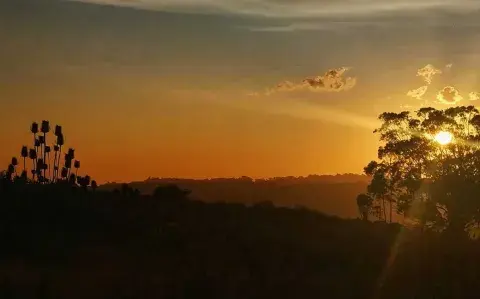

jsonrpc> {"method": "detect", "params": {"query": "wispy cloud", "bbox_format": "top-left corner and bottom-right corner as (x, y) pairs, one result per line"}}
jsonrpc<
(241, 23), (333, 33)
(240, 21), (379, 32)
(407, 86), (428, 100)
(72, 0), (480, 18)
(253, 67), (356, 96)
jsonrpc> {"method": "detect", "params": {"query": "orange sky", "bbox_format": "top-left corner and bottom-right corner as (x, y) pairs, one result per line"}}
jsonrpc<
(1, 0), (480, 183)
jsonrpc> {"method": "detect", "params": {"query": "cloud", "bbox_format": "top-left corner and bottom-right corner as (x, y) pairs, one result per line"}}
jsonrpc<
(406, 64), (445, 101)
(469, 92), (480, 101)
(242, 23), (335, 33)
(258, 67), (356, 96)
(71, 0), (480, 18)
(407, 85), (428, 100)
(436, 86), (463, 105)
(417, 64), (442, 85)
(241, 21), (384, 32)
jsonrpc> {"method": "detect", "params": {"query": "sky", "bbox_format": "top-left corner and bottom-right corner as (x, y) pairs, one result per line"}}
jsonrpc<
(1, 0), (480, 183)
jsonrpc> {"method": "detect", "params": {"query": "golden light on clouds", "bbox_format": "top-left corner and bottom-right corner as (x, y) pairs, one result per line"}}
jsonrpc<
(417, 64), (442, 85)
(406, 64), (444, 102)
(436, 86), (463, 105)
(254, 67), (357, 96)
(407, 85), (428, 100)
(469, 92), (480, 101)
(405, 63), (480, 108)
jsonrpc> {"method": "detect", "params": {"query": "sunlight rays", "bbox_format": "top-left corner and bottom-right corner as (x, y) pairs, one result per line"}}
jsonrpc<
(434, 131), (453, 145)
(213, 95), (380, 130)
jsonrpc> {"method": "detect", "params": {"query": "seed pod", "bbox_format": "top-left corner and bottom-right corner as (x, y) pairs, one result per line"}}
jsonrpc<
(21, 146), (28, 158)
(31, 122), (39, 134)
(41, 120), (50, 134)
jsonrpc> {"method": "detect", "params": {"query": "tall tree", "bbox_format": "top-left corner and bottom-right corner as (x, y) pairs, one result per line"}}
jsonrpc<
(362, 106), (480, 235)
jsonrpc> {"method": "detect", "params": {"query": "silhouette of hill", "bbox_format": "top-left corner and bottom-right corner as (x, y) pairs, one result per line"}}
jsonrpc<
(101, 174), (370, 218)
(1, 179), (479, 299)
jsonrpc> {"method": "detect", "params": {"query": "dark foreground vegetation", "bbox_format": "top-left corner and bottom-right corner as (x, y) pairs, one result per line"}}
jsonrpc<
(2, 179), (480, 299)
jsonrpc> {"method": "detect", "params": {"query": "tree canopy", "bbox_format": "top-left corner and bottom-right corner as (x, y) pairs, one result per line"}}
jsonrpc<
(360, 105), (480, 234)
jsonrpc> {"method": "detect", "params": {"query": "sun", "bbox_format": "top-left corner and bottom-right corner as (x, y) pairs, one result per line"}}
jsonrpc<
(434, 131), (453, 145)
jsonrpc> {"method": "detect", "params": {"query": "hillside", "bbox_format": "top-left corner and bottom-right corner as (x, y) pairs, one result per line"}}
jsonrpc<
(1, 182), (478, 299)
(101, 174), (370, 218)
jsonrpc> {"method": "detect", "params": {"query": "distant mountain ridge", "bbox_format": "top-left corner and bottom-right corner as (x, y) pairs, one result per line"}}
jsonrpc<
(101, 174), (370, 218)
(104, 173), (370, 185)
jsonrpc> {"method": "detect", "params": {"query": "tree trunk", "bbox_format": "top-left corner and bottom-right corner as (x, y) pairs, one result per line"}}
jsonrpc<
(382, 198), (387, 222)
(389, 197), (393, 223)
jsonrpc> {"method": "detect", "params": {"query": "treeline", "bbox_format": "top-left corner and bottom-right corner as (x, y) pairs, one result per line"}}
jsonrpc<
(101, 174), (370, 218)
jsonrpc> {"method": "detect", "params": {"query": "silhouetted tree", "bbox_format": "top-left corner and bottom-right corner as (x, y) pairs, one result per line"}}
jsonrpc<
(361, 106), (480, 235)
(356, 193), (373, 221)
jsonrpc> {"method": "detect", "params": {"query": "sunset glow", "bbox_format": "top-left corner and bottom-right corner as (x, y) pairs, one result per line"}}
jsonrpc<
(1, 0), (480, 183)
(434, 131), (453, 145)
